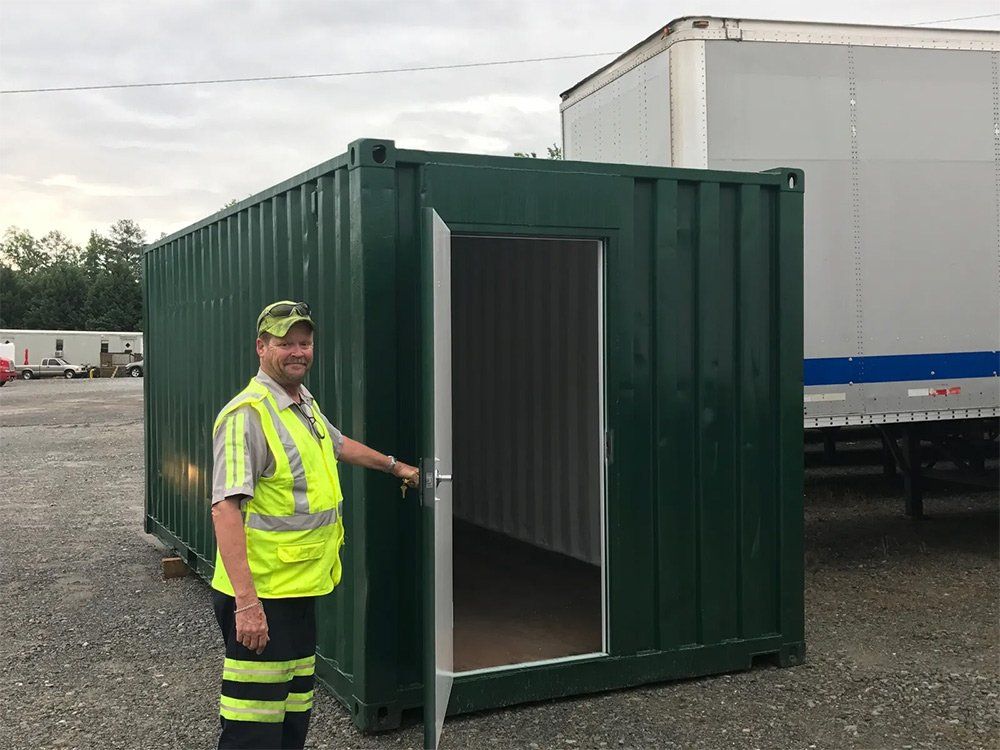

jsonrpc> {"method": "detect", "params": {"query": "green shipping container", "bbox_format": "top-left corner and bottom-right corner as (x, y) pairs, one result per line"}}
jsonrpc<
(144, 139), (804, 748)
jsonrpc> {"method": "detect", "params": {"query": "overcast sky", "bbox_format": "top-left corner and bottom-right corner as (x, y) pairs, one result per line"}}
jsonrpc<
(1, 0), (998, 245)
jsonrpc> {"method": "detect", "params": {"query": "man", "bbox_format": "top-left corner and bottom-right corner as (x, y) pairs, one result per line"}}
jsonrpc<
(210, 300), (419, 750)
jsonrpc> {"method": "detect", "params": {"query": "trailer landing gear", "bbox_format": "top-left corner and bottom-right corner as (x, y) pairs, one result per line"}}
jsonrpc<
(878, 420), (999, 518)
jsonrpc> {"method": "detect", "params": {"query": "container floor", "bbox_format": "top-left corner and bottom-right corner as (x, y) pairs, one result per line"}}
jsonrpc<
(453, 520), (602, 672)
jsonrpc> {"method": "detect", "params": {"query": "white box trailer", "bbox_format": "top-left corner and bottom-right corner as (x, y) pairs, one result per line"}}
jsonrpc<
(0, 329), (143, 368)
(560, 17), (1000, 433)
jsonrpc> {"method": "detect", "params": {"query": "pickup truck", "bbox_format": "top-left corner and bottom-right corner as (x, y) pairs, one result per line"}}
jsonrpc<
(17, 357), (90, 380)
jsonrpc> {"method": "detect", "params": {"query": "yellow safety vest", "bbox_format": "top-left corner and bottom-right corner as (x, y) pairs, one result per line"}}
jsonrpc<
(211, 379), (345, 598)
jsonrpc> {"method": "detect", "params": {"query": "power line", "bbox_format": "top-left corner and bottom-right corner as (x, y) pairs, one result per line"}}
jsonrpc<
(0, 52), (619, 95)
(4, 13), (997, 96)
(906, 12), (1000, 26)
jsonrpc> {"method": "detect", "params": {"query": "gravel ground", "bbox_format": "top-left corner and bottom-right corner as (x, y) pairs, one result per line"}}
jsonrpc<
(1, 378), (997, 750)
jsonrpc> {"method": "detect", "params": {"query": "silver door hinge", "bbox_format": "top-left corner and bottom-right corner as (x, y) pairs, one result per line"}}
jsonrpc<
(724, 19), (742, 41)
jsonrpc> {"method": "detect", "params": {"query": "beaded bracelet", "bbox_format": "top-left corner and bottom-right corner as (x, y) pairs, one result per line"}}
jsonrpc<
(234, 600), (262, 614)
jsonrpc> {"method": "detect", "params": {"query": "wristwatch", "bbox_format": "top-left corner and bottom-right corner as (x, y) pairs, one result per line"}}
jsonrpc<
(386, 455), (397, 473)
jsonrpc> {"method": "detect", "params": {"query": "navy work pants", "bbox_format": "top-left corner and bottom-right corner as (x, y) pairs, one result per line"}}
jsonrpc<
(212, 592), (317, 750)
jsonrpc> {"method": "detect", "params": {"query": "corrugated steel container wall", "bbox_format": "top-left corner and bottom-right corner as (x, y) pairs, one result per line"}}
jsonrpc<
(144, 139), (804, 732)
(451, 237), (603, 564)
(143, 158), (365, 689)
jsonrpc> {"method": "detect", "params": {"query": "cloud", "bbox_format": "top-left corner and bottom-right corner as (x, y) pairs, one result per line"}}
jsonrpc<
(419, 94), (554, 116)
(38, 174), (166, 198)
(1, 0), (997, 244)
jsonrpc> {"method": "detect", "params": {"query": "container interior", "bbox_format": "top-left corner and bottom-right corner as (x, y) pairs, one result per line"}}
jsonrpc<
(450, 235), (605, 673)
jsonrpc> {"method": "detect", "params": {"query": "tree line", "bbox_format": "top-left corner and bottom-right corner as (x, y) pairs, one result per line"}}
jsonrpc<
(0, 146), (563, 333)
(0, 219), (145, 331)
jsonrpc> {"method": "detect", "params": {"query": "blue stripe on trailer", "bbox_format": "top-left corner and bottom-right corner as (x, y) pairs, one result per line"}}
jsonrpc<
(804, 351), (1000, 386)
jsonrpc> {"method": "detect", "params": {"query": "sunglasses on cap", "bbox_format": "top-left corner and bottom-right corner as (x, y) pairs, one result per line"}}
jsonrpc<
(265, 301), (311, 318)
(256, 301), (311, 331)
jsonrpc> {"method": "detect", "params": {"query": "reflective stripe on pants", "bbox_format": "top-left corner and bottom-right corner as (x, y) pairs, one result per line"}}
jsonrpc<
(213, 591), (317, 750)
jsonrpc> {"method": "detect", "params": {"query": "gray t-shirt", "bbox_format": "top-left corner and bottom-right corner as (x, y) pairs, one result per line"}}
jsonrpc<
(211, 369), (345, 504)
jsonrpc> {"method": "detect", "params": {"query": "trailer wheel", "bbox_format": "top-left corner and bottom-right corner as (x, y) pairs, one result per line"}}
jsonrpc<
(21, 370), (33, 380)
(64, 369), (75, 379)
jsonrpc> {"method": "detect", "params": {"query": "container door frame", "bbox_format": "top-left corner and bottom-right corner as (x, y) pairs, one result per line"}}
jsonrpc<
(417, 161), (630, 717)
(443, 228), (610, 672)
(420, 218), (610, 743)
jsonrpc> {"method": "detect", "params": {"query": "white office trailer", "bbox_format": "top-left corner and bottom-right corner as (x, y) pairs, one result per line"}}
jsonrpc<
(0, 329), (143, 366)
(560, 17), (1000, 434)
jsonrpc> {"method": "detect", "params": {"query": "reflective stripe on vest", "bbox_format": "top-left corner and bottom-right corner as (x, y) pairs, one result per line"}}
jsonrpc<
(246, 499), (346, 532)
(258, 397), (310, 514)
(248, 508), (337, 532)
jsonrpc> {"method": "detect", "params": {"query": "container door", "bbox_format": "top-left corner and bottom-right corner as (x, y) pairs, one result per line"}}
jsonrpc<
(421, 208), (454, 750)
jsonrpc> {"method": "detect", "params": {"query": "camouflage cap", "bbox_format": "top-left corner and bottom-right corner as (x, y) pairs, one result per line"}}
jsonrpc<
(256, 300), (315, 337)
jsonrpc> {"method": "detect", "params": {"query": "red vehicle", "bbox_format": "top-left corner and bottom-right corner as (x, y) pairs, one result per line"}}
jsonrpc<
(0, 358), (16, 387)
